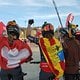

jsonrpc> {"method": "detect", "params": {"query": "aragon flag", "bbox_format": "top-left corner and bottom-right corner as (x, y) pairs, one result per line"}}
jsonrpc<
(39, 37), (65, 79)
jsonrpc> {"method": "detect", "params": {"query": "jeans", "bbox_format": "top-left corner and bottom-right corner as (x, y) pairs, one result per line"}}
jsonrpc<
(0, 66), (24, 80)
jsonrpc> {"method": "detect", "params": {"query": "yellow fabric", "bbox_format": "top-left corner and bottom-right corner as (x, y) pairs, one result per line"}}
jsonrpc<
(54, 62), (64, 78)
(40, 37), (64, 78)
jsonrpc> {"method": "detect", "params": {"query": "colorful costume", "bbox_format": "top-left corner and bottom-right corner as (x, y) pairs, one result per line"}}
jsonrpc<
(0, 37), (32, 69)
(39, 37), (65, 79)
(60, 21), (80, 80)
(0, 21), (32, 80)
(27, 22), (65, 80)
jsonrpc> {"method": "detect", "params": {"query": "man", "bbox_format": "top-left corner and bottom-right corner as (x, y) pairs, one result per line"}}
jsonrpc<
(0, 20), (32, 80)
(60, 22), (80, 80)
(27, 21), (65, 80)
(75, 31), (80, 41)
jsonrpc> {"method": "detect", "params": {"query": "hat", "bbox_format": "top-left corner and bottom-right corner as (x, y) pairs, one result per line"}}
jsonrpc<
(41, 22), (54, 37)
(6, 20), (20, 39)
(42, 22), (54, 31)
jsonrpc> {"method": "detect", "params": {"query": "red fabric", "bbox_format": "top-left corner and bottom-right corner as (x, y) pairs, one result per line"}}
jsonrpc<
(49, 38), (55, 45)
(40, 62), (59, 75)
(0, 37), (32, 70)
(40, 62), (52, 72)
(0, 22), (6, 35)
(13, 40), (32, 54)
(60, 61), (65, 70)
(12, 40), (32, 64)
(39, 38), (59, 75)
(0, 37), (9, 69)
(54, 78), (59, 80)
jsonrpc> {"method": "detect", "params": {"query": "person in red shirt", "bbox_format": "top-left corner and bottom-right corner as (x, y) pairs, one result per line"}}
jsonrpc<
(0, 20), (32, 80)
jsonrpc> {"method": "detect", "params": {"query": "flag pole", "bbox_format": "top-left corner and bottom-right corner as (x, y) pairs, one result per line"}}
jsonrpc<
(52, 0), (63, 28)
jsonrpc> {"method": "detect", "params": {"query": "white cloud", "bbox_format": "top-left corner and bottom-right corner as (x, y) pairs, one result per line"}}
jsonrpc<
(53, 0), (78, 7)
(74, 12), (80, 16)
(19, 13), (66, 21)
(0, 0), (78, 7)
(0, 0), (51, 7)
(0, 0), (79, 28)
(21, 12), (80, 21)
(19, 0), (51, 7)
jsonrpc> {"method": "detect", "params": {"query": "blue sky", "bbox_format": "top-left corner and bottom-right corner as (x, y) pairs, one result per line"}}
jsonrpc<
(0, 0), (80, 30)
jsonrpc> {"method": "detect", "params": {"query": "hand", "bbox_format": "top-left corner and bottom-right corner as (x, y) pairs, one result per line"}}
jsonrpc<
(26, 57), (33, 62)
(28, 19), (34, 25)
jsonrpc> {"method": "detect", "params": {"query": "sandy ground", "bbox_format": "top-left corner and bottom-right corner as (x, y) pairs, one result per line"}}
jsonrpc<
(22, 44), (40, 80)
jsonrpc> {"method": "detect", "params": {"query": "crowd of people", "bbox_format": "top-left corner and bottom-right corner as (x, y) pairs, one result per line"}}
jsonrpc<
(0, 19), (80, 80)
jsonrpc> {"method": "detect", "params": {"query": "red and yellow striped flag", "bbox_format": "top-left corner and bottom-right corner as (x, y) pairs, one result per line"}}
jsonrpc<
(39, 37), (65, 78)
